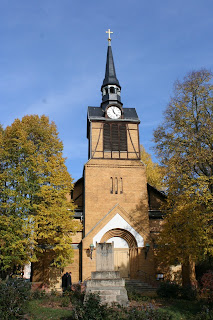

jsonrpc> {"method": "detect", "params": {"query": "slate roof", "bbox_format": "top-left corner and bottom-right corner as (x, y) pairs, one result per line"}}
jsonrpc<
(102, 45), (120, 89)
(88, 106), (140, 122)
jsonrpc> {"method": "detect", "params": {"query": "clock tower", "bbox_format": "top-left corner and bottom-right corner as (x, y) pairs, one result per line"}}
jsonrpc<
(81, 31), (154, 281)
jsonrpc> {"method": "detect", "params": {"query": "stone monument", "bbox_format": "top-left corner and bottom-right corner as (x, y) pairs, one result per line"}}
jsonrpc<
(85, 242), (128, 306)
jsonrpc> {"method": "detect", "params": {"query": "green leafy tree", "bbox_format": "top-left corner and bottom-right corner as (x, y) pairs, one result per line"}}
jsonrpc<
(0, 115), (81, 277)
(140, 144), (164, 190)
(154, 69), (213, 285)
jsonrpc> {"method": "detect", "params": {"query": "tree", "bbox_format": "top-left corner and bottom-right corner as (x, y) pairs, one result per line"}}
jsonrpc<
(154, 69), (213, 286)
(0, 115), (81, 277)
(140, 144), (164, 190)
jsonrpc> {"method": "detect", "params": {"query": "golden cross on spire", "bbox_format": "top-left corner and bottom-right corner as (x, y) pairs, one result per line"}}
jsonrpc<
(106, 28), (113, 44)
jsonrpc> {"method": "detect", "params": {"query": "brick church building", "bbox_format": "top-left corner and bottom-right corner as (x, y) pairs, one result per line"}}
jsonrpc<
(63, 33), (166, 286)
(32, 32), (166, 289)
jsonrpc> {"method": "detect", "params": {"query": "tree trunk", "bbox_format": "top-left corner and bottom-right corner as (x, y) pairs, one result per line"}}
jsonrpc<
(182, 258), (197, 287)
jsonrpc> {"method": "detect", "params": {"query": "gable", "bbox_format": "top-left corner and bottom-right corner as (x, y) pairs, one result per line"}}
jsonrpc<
(92, 212), (144, 248)
(147, 183), (166, 211)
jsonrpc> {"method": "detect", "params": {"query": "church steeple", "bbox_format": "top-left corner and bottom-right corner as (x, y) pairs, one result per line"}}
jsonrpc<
(101, 29), (122, 110)
(102, 44), (120, 89)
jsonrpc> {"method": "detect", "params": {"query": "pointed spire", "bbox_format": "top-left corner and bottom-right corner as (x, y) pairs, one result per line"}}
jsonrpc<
(102, 45), (120, 89)
(101, 30), (122, 110)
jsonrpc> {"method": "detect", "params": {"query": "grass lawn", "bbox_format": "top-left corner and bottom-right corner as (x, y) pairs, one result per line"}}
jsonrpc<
(25, 294), (208, 320)
(27, 298), (73, 320)
(158, 299), (205, 320)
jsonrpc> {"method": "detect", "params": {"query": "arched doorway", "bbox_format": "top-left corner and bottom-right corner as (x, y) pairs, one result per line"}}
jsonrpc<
(100, 228), (138, 278)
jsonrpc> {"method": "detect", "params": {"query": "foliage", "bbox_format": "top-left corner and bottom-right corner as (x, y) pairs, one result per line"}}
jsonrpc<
(31, 289), (47, 300)
(127, 289), (151, 302)
(0, 278), (31, 320)
(61, 295), (70, 307)
(154, 70), (213, 269)
(201, 270), (213, 303)
(180, 285), (197, 301)
(71, 293), (112, 320)
(63, 283), (85, 306)
(0, 115), (82, 276)
(191, 307), (213, 320)
(66, 292), (172, 320)
(26, 292), (208, 320)
(157, 281), (197, 300)
(28, 298), (73, 320)
(140, 144), (164, 190)
(157, 281), (181, 299)
(196, 256), (213, 281)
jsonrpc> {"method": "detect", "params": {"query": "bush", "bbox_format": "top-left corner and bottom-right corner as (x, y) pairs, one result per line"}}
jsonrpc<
(72, 293), (112, 320)
(157, 281), (180, 299)
(62, 292), (172, 320)
(127, 290), (146, 302)
(61, 295), (70, 308)
(190, 307), (213, 320)
(201, 270), (213, 304)
(179, 285), (197, 300)
(66, 283), (85, 304)
(0, 278), (31, 320)
(157, 281), (197, 300)
(31, 288), (46, 300)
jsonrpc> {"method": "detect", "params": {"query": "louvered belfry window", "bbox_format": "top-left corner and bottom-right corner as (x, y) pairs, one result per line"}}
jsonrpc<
(103, 123), (127, 152)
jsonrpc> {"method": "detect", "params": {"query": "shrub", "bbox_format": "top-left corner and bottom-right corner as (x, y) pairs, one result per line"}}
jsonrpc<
(201, 270), (213, 304)
(72, 293), (111, 320)
(61, 295), (70, 308)
(67, 283), (85, 304)
(157, 281), (180, 298)
(63, 292), (172, 320)
(0, 278), (31, 320)
(31, 288), (46, 300)
(179, 285), (197, 300)
(157, 281), (198, 300)
(190, 307), (213, 320)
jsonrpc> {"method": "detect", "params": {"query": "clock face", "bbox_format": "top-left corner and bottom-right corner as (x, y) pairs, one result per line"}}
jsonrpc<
(107, 106), (121, 119)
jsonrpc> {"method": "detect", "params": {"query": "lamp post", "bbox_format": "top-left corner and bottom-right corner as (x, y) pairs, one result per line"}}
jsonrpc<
(89, 243), (94, 259)
(145, 243), (150, 259)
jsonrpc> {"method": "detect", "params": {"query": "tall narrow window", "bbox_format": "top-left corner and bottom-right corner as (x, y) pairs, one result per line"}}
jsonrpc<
(120, 178), (123, 194)
(103, 123), (127, 152)
(110, 177), (113, 194)
(115, 177), (118, 194)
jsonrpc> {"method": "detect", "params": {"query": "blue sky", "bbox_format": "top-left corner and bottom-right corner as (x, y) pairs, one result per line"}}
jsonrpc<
(1, 0), (213, 181)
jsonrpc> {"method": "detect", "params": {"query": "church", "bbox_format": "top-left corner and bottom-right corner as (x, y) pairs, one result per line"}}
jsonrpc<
(64, 30), (166, 286)
(32, 30), (166, 289)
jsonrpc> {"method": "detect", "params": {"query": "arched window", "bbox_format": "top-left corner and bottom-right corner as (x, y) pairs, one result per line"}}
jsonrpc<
(110, 87), (115, 93)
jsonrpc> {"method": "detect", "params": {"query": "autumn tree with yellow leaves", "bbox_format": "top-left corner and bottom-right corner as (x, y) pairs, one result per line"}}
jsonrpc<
(140, 144), (164, 190)
(0, 115), (81, 278)
(154, 69), (213, 286)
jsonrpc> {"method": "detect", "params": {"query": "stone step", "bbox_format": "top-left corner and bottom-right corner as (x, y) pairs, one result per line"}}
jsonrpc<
(88, 289), (121, 295)
(91, 271), (121, 279)
(125, 280), (157, 292)
(126, 283), (154, 288)
(100, 295), (118, 304)
(87, 279), (125, 288)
